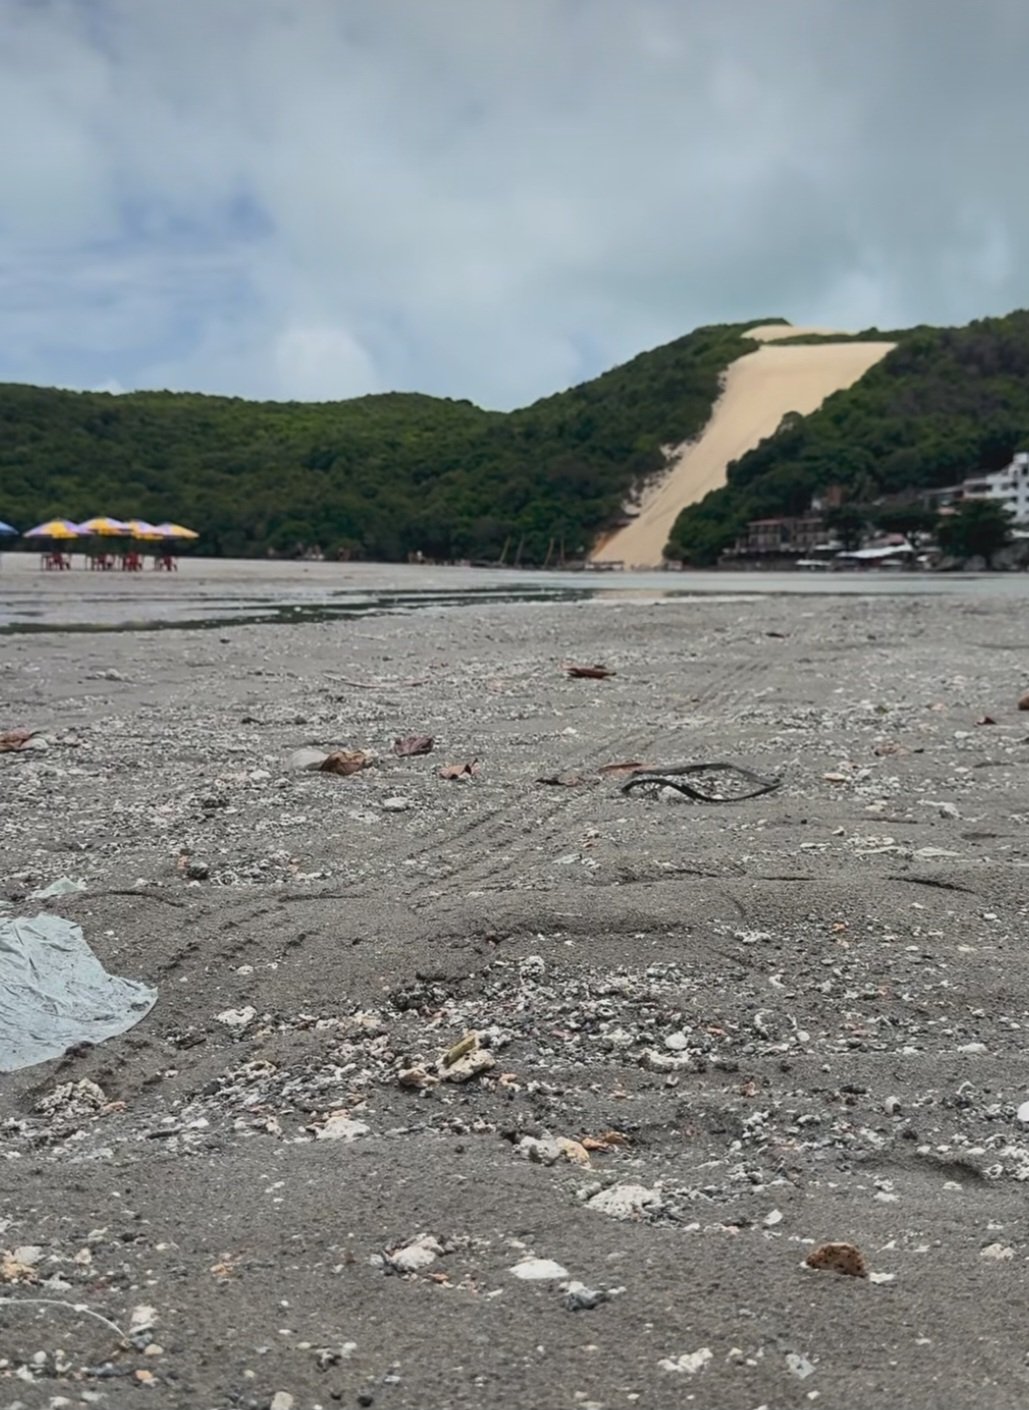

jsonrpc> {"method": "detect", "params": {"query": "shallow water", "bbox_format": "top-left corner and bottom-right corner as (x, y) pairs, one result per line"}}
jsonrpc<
(2, 554), (1029, 633)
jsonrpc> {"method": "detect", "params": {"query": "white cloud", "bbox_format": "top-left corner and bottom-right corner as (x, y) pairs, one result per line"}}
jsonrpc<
(0, 0), (1028, 406)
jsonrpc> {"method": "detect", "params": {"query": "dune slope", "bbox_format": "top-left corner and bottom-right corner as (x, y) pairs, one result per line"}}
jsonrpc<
(591, 326), (894, 566)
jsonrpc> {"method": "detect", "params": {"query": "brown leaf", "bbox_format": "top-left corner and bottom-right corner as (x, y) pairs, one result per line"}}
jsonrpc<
(393, 734), (434, 757)
(597, 760), (651, 777)
(536, 772), (587, 787)
(319, 749), (373, 776)
(566, 664), (615, 679)
(0, 728), (34, 753)
(580, 1130), (631, 1152)
(556, 1137), (592, 1167)
(439, 760), (479, 780)
(0, 1252), (37, 1283)
(804, 1241), (868, 1278)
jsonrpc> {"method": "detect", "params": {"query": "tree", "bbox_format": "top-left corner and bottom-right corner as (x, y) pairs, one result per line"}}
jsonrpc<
(823, 504), (867, 550)
(936, 499), (1013, 565)
(872, 505), (939, 540)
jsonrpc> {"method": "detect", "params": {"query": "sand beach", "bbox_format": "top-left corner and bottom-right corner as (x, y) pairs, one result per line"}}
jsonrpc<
(2, 563), (1029, 1407)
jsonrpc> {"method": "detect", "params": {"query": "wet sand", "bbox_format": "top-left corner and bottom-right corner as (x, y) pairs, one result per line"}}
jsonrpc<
(2, 576), (1029, 1408)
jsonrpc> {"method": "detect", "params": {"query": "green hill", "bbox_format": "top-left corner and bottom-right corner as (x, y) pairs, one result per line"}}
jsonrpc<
(0, 320), (774, 563)
(666, 310), (1029, 563)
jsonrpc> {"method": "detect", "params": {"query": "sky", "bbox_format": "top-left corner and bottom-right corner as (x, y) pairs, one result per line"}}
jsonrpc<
(2, 0), (1028, 409)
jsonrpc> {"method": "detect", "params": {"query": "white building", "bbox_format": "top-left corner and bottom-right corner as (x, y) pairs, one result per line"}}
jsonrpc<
(961, 451), (1029, 524)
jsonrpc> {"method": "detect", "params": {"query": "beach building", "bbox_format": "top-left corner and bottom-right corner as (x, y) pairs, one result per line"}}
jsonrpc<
(958, 452), (1029, 524)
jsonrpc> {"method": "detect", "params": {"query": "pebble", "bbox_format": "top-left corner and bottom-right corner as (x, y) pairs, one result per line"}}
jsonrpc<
(315, 1114), (370, 1141)
(381, 796), (414, 812)
(585, 1184), (663, 1220)
(270, 1394), (295, 1410)
(1016, 1101), (1029, 1124)
(510, 1257), (569, 1280)
(659, 1347), (713, 1375)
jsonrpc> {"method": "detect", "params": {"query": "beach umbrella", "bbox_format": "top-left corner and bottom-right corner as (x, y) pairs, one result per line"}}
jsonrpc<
(152, 522), (199, 540)
(77, 515), (130, 536)
(0, 521), (17, 535)
(24, 519), (82, 539)
(126, 518), (163, 540)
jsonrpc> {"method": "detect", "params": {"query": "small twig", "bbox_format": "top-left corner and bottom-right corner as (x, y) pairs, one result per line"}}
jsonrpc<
(327, 677), (429, 690)
(887, 874), (975, 894)
(97, 889), (187, 908)
(0, 1296), (128, 1346)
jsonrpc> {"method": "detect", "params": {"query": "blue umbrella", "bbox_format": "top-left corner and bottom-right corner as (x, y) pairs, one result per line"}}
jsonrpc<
(0, 521), (16, 535)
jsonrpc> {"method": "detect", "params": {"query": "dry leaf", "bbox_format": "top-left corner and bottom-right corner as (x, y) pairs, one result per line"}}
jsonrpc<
(439, 761), (479, 780)
(597, 761), (651, 777)
(581, 1130), (631, 1152)
(393, 734), (434, 757)
(210, 1255), (239, 1280)
(566, 664), (615, 680)
(556, 1137), (592, 1167)
(320, 749), (373, 776)
(804, 1241), (868, 1278)
(0, 728), (34, 753)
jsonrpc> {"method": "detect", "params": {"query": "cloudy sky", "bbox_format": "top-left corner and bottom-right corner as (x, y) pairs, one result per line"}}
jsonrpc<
(2, 0), (1027, 408)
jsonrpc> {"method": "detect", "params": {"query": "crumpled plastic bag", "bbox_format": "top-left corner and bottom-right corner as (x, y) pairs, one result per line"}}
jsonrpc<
(0, 914), (157, 1072)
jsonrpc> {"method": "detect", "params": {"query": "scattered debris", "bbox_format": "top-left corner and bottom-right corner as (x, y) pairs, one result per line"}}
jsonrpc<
(804, 1242), (868, 1278)
(581, 1130), (631, 1152)
(393, 734), (434, 756)
(597, 760), (652, 776)
(0, 727), (37, 752)
(659, 1348), (713, 1375)
(621, 761), (782, 802)
(566, 664), (615, 679)
(786, 1351), (816, 1380)
(28, 876), (87, 900)
(0, 914), (157, 1073)
(320, 749), (374, 776)
(976, 715), (997, 725)
(980, 1242), (1015, 1261)
(536, 772), (588, 787)
(439, 760), (480, 780)
(216, 1005), (257, 1030)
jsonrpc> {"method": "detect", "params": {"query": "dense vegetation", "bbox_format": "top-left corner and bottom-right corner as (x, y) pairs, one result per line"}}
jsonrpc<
(0, 321), (774, 563)
(667, 310), (1029, 563)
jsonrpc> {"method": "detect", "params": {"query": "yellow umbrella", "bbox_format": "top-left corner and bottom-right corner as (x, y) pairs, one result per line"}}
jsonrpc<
(153, 522), (199, 540)
(25, 519), (82, 540)
(126, 519), (163, 541)
(78, 515), (130, 536)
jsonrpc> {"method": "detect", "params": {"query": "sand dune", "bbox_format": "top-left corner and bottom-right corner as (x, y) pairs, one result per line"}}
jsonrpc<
(591, 325), (895, 567)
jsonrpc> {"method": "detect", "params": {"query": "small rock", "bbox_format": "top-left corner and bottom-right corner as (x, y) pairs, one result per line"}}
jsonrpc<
(659, 1347), (713, 1375)
(441, 1046), (496, 1083)
(1016, 1101), (1029, 1124)
(510, 1257), (569, 1280)
(288, 747), (329, 771)
(381, 797), (414, 813)
(216, 1006), (256, 1029)
(786, 1351), (816, 1380)
(387, 1234), (444, 1274)
(562, 1280), (609, 1311)
(980, 1242), (1015, 1260)
(270, 1394), (295, 1410)
(884, 1095), (903, 1116)
(186, 860), (210, 881)
(585, 1183), (663, 1221)
(1019, 692), (1029, 711)
(957, 1042), (988, 1054)
(763, 1209), (783, 1227)
(314, 1114), (370, 1141)
(663, 1031), (690, 1052)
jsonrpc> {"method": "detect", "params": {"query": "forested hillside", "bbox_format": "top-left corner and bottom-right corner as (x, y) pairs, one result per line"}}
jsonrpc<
(0, 321), (771, 562)
(666, 311), (1029, 563)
